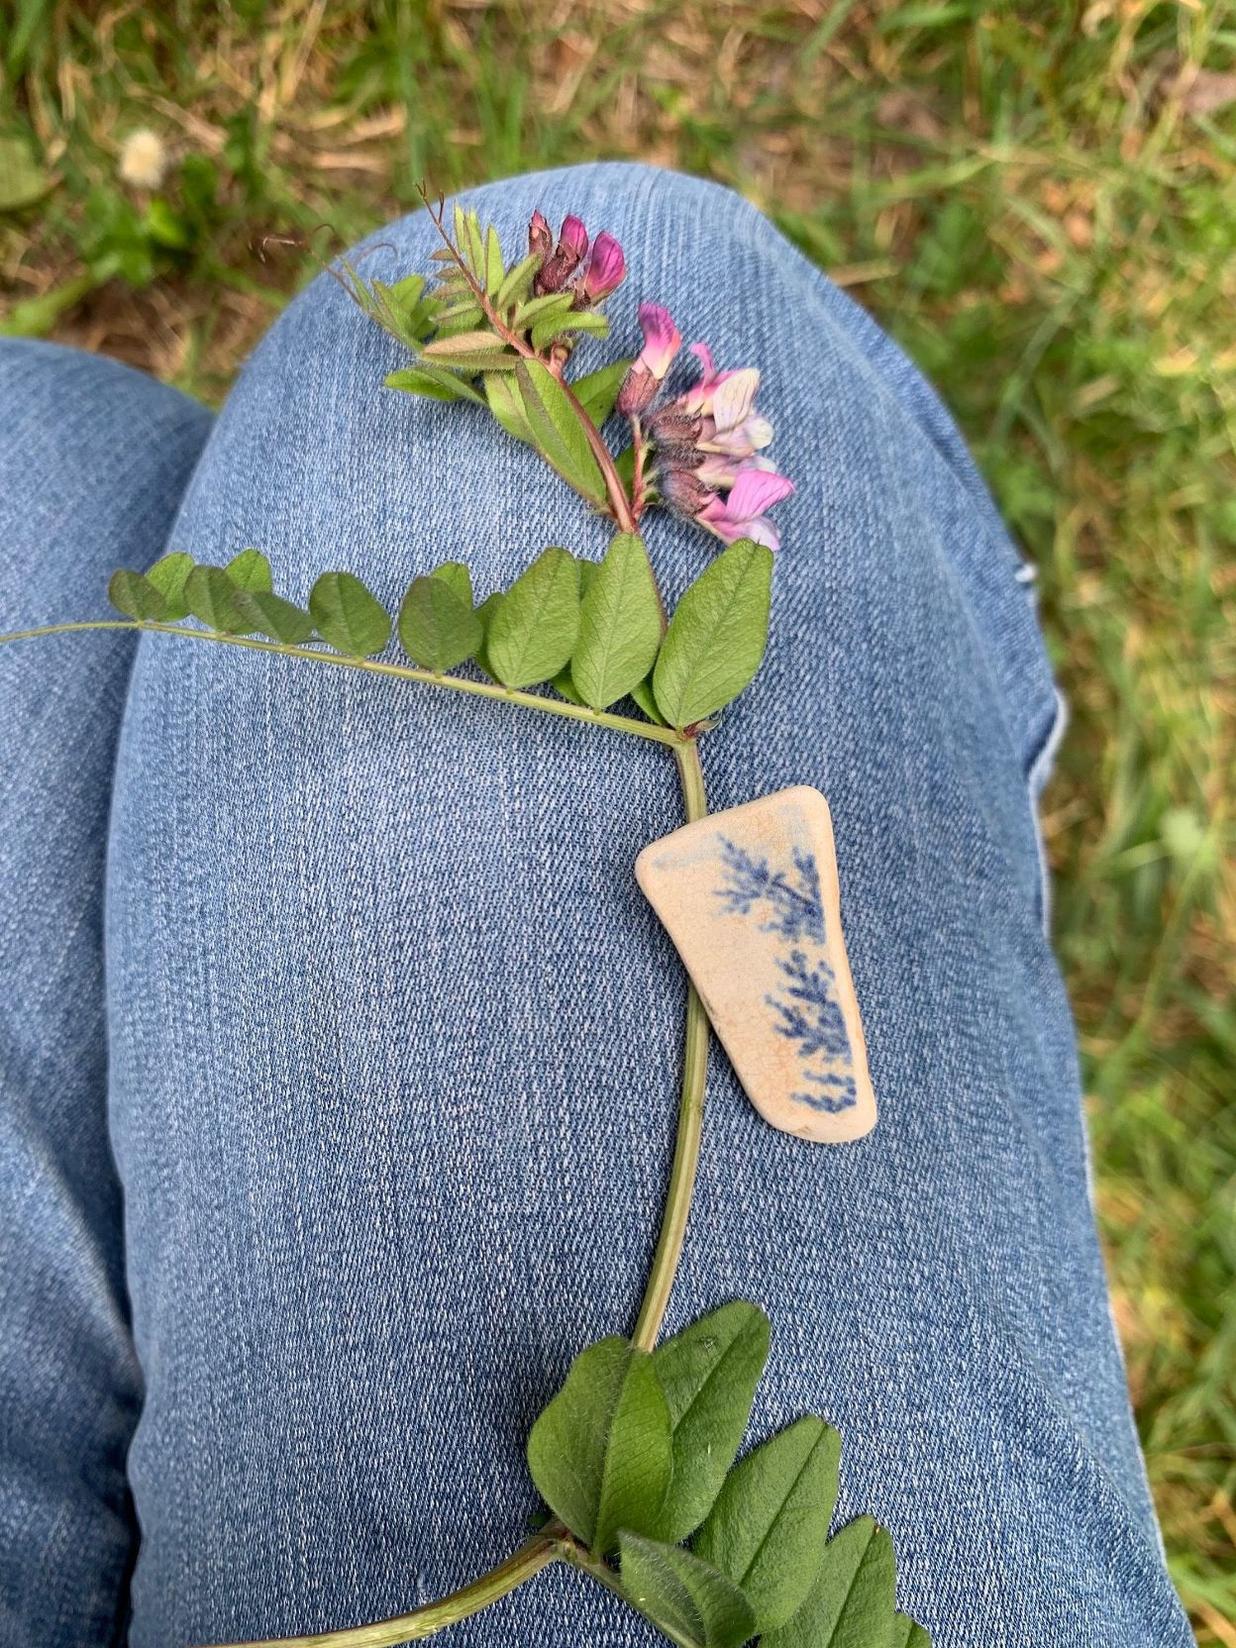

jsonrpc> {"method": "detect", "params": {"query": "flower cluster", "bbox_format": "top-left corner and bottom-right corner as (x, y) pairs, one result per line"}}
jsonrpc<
(527, 211), (626, 307)
(618, 302), (794, 551)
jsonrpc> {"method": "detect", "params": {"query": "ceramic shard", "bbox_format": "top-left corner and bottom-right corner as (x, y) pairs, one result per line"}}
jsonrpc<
(636, 785), (876, 1143)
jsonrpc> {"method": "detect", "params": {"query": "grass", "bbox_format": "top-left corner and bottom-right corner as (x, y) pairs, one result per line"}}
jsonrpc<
(2, 1), (1233, 1638)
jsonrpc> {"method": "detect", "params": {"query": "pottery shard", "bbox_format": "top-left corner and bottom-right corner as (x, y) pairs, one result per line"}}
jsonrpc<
(636, 785), (876, 1144)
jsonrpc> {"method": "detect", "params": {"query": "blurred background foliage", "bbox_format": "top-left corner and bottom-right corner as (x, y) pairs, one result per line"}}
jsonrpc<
(1, 0), (1232, 1638)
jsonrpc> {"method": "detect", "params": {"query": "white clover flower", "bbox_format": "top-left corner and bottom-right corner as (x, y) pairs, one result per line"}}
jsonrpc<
(118, 129), (168, 190)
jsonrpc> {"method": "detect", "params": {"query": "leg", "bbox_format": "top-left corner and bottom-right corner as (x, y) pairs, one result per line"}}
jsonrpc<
(0, 342), (211, 1643)
(104, 165), (1189, 1646)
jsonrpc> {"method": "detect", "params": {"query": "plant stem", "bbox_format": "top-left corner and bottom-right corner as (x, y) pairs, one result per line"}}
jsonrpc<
(631, 739), (711, 1352)
(203, 1532), (561, 1648)
(0, 621), (685, 749)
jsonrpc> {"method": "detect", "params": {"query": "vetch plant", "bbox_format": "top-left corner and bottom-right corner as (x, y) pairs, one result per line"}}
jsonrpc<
(0, 195), (929, 1648)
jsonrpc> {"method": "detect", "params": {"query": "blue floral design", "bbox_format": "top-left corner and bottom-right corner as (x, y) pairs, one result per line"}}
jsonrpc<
(715, 838), (857, 1114)
(715, 838), (826, 944)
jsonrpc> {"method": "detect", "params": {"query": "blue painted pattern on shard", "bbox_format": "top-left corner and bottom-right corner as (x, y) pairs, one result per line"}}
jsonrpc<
(715, 839), (858, 1113)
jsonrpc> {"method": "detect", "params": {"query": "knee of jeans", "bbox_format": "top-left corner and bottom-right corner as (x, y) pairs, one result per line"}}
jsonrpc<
(0, 340), (210, 624)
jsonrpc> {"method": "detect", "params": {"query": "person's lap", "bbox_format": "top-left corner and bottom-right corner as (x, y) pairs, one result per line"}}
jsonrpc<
(0, 163), (1190, 1647)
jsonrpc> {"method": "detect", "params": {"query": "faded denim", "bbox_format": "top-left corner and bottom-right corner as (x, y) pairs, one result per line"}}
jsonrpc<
(0, 163), (1192, 1648)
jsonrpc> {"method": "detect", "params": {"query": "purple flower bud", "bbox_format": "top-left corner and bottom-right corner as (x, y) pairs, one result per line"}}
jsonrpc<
(578, 232), (626, 304)
(660, 467), (716, 516)
(655, 440), (704, 470)
(648, 409), (702, 444)
(617, 363), (658, 417)
(528, 210), (553, 258)
(533, 215), (590, 296)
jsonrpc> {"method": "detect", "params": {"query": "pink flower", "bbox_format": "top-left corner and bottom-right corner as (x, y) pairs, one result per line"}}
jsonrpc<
(558, 215), (588, 260)
(635, 302), (682, 379)
(697, 468), (795, 551)
(646, 336), (793, 549)
(617, 302), (683, 416)
(578, 232), (626, 304)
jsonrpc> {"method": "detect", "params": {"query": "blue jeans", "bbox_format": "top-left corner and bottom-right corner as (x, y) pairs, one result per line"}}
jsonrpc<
(0, 164), (1190, 1648)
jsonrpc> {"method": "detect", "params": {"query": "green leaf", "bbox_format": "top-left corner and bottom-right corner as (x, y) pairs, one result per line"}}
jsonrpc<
(398, 574), (482, 672)
(388, 272), (427, 314)
(184, 565), (252, 633)
(514, 291), (576, 330)
(430, 561), (473, 607)
(693, 1417), (841, 1633)
(761, 1518), (914, 1648)
(572, 359), (633, 427)
(308, 571), (391, 657)
(486, 545), (580, 687)
(515, 360), (608, 506)
(651, 1303), (771, 1543)
(473, 591), (503, 680)
(433, 305), (487, 339)
(889, 1615), (932, 1648)
(453, 204), (486, 276)
(495, 251), (540, 312)
(464, 209), (486, 276)
(527, 1337), (672, 1555)
(551, 664), (583, 704)
(485, 372), (533, 443)
(556, 308), (610, 337)
(570, 533), (663, 711)
(144, 552), (195, 620)
(423, 331), (514, 371)
(652, 539), (773, 729)
(619, 1533), (757, 1648)
(531, 308), (608, 351)
(234, 590), (316, 645)
(386, 365), (486, 406)
(108, 569), (170, 622)
(484, 224), (504, 296)
(226, 548), (273, 593)
(629, 676), (667, 725)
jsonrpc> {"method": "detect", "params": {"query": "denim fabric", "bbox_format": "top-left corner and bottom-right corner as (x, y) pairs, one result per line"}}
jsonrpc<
(0, 164), (1190, 1648)
(0, 343), (212, 1642)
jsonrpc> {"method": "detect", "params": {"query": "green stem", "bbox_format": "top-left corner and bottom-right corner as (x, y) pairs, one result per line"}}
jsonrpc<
(202, 1532), (560, 1648)
(631, 739), (711, 1352)
(0, 621), (685, 749)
